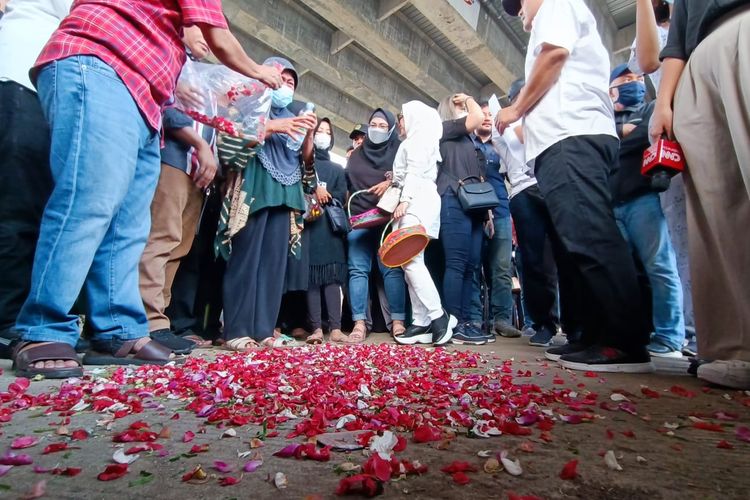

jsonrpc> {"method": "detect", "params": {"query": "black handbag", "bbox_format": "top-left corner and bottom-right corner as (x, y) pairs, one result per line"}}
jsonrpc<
(456, 175), (500, 213)
(326, 198), (351, 235)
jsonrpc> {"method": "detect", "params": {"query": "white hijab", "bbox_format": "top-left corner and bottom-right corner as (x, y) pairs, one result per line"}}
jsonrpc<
(400, 100), (443, 168)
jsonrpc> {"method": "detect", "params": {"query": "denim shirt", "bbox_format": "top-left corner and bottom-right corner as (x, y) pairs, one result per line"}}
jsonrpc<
(472, 135), (510, 219)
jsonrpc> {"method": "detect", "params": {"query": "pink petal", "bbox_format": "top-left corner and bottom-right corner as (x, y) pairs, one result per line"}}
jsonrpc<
(11, 436), (39, 449)
(20, 479), (46, 500)
(243, 460), (263, 473)
(182, 431), (195, 443)
(736, 426), (750, 443)
(0, 464), (12, 477)
(272, 444), (300, 458)
(213, 461), (233, 473)
(0, 452), (33, 466)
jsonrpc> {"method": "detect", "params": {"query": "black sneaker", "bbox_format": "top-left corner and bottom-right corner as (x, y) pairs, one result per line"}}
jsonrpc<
(545, 342), (588, 361)
(395, 323), (433, 345)
(494, 321), (522, 338)
(559, 345), (654, 373)
(451, 322), (488, 345)
(529, 326), (555, 347)
(431, 312), (458, 346)
(150, 329), (195, 355)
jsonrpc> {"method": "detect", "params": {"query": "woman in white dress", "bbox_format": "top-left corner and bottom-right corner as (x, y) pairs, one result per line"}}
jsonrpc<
(392, 101), (456, 346)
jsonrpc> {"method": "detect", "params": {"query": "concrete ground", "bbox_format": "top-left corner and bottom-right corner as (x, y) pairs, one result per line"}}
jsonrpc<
(0, 333), (748, 500)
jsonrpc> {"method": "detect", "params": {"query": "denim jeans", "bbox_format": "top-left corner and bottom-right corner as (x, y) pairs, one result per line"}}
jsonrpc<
(614, 193), (685, 350)
(347, 227), (405, 322)
(440, 193), (483, 323)
(15, 56), (161, 348)
(469, 215), (514, 324)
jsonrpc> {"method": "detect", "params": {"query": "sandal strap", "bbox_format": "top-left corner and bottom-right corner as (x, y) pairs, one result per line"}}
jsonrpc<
(114, 339), (172, 361)
(14, 342), (81, 366)
(226, 337), (256, 350)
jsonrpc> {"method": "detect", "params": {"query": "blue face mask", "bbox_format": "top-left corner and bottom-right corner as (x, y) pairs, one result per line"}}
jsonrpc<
(271, 85), (294, 108)
(615, 81), (646, 107)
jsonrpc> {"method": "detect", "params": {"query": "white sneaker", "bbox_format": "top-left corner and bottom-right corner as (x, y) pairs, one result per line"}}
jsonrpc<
(697, 360), (750, 390)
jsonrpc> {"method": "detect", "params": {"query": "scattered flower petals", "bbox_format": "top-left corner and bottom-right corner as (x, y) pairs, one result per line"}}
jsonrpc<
(670, 385), (696, 398)
(273, 472), (288, 489)
(43, 443), (72, 455)
(610, 393), (629, 402)
(559, 459), (578, 480)
(51, 467), (82, 477)
(189, 444), (209, 454)
(440, 461), (477, 474)
(221, 428), (237, 439)
(213, 461), (233, 473)
(413, 424), (442, 443)
(736, 426), (750, 443)
(97, 463), (129, 481)
(182, 465), (207, 482)
(477, 450), (493, 458)
(636, 456), (648, 464)
(640, 386), (660, 398)
(0, 464), (11, 477)
(11, 436), (39, 449)
(243, 460), (263, 473)
(500, 451), (523, 476)
(369, 431), (398, 459)
(219, 476), (240, 486)
(273, 444), (299, 458)
(182, 431), (195, 443)
(335, 474), (382, 497)
(483, 458), (501, 474)
(0, 452), (33, 466)
(20, 479), (46, 500)
(113, 449), (138, 465)
(604, 450), (622, 471)
(717, 440), (734, 449)
(692, 422), (724, 432)
(452, 471), (471, 485)
(70, 429), (89, 441)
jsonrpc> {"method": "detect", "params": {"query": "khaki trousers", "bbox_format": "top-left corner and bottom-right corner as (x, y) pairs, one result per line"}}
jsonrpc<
(139, 164), (203, 332)
(673, 9), (750, 362)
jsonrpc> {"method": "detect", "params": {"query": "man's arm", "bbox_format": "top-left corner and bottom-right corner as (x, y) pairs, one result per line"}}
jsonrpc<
(633, 0), (662, 74)
(168, 127), (217, 189)
(496, 43), (569, 133)
(199, 25), (282, 89)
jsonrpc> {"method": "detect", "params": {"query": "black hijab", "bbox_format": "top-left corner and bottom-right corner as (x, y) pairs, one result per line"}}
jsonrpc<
(360, 108), (400, 170)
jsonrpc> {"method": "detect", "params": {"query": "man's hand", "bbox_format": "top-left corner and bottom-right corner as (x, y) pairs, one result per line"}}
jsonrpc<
(315, 185), (332, 205)
(392, 202), (409, 221)
(496, 105), (522, 135)
(484, 215), (495, 239)
(622, 123), (637, 138)
(649, 103), (673, 144)
(452, 93), (472, 106)
(191, 144), (218, 189)
(255, 64), (283, 89)
(175, 82), (204, 110)
(368, 180), (391, 198)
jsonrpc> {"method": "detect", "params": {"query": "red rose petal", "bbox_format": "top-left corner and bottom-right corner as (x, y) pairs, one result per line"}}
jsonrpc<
(452, 471), (471, 485)
(717, 440), (734, 449)
(97, 463), (128, 481)
(559, 459), (578, 480)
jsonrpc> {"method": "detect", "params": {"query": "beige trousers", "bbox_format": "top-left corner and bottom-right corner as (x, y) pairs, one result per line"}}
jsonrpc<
(673, 10), (750, 361)
(138, 164), (203, 332)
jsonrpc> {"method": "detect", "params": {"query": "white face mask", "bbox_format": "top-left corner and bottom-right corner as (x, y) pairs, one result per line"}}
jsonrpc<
(368, 127), (391, 145)
(314, 133), (331, 150)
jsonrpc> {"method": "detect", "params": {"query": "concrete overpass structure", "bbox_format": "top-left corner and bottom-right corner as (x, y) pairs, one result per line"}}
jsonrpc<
(225, 0), (639, 155)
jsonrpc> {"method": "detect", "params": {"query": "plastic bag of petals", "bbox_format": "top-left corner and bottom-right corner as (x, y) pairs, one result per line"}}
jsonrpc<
(174, 60), (272, 144)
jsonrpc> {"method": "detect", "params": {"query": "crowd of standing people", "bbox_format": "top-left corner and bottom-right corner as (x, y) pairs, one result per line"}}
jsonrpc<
(0, 0), (748, 390)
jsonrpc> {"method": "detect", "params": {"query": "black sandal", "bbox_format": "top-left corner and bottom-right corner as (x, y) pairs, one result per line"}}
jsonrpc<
(13, 342), (84, 379)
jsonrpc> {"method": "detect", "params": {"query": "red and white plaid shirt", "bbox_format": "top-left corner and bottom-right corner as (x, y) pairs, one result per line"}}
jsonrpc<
(34, 0), (227, 131)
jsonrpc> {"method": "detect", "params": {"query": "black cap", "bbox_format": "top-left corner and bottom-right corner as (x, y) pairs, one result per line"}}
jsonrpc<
(508, 78), (525, 103)
(349, 123), (368, 139)
(502, 0), (522, 16)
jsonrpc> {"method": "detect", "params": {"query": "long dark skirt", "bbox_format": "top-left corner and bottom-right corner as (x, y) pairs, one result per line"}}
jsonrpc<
(223, 207), (290, 341)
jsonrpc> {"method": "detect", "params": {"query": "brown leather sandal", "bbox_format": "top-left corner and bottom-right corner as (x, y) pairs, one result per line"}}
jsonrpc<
(13, 342), (83, 379)
(82, 338), (182, 366)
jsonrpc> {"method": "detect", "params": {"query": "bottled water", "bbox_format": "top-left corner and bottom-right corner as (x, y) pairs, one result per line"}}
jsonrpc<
(286, 102), (316, 151)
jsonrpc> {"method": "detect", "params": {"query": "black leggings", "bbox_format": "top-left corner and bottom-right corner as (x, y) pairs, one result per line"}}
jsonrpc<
(306, 284), (342, 330)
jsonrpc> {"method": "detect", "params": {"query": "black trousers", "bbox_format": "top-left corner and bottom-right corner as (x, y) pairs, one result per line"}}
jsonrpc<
(534, 135), (649, 351)
(0, 82), (53, 337)
(510, 185), (560, 333)
(306, 284), (342, 331)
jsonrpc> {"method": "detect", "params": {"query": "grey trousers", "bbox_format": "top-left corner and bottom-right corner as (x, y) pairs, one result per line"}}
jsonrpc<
(673, 8), (750, 362)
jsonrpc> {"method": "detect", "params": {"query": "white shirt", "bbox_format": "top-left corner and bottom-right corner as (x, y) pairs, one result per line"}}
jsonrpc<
(628, 24), (669, 93)
(523, 0), (617, 167)
(0, 0), (73, 91)
(493, 120), (537, 199)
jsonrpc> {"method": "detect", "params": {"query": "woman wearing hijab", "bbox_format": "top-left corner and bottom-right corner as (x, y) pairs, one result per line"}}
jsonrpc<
(217, 57), (318, 350)
(345, 108), (406, 343)
(304, 118), (348, 344)
(436, 93), (487, 345)
(391, 101), (456, 345)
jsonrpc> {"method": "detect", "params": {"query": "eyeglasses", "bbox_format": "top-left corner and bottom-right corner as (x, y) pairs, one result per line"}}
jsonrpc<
(368, 122), (390, 131)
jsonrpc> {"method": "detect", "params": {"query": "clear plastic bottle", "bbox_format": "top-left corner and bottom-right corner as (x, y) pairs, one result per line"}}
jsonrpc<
(286, 102), (316, 151)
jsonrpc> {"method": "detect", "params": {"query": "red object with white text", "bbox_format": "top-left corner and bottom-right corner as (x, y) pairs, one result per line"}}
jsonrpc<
(641, 138), (685, 192)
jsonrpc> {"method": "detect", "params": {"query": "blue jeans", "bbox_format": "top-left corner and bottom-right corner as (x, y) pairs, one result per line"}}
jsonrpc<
(347, 227), (405, 322)
(15, 56), (161, 348)
(440, 194), (483, 323)
(469, 215), (514, 323)
(614, 193), (685, 350)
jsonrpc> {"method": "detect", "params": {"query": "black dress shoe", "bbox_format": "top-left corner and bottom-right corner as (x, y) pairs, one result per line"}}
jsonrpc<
(431, 311), (458, 346)
(395, 324), (432, 345)
(559, 345), (654, 373)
